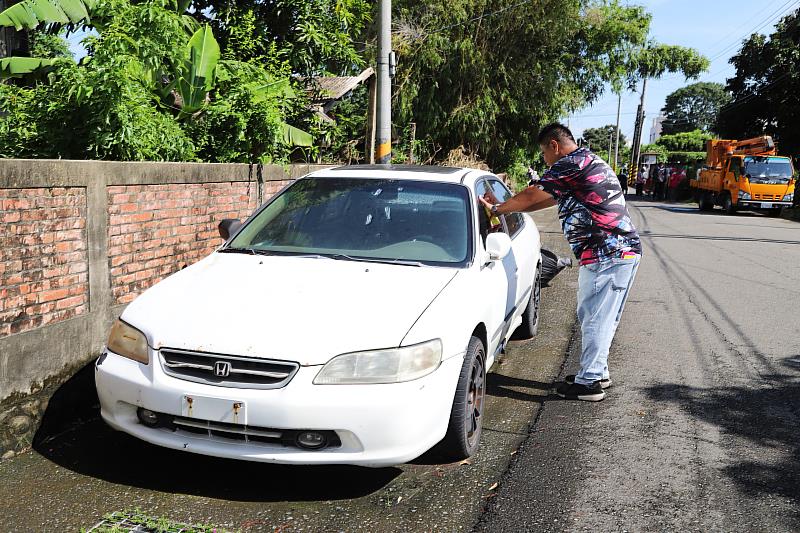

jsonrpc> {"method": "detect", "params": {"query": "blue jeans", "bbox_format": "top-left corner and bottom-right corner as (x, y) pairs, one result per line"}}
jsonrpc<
(574, 255), (640, 386)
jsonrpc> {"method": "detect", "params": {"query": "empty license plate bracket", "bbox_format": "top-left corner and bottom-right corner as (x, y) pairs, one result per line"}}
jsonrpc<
(181, 395), (246, 425)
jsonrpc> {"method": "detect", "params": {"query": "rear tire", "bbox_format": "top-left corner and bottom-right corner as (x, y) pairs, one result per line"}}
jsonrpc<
(515, 263), (541, 339)
(439, 336), (486, 462)
(697, 191), (712, 211)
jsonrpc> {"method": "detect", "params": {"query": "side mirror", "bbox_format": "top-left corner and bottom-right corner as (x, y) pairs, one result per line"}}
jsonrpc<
(485, 232), (512, 261)
(218, 219), (242, 241)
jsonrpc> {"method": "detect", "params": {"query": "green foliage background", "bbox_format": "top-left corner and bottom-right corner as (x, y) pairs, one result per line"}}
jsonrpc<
(581, 124), (629, 164)
(660, 82), (729, 135)
(0, 0), (708, 170)
(717, 8), (800, 155)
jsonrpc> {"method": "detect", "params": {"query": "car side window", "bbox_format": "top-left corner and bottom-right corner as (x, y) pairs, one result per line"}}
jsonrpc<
(475, 179), (504, 245)
(487, 179), (524, 237)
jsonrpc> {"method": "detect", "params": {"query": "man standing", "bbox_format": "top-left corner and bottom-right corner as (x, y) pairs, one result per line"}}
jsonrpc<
(636, 166), (646, 197)
(480, 123), (641, 401)
(618, 168), (629, 195)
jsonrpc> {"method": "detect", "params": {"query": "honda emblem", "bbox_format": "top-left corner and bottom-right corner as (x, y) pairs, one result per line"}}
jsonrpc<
(214, 361), (231, 377)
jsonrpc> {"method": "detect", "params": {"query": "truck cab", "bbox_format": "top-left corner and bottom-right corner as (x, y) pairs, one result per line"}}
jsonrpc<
(734, 156), (794, 211)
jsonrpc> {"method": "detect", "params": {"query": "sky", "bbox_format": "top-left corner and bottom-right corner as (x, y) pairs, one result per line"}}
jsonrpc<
(566, 0), (800, 145)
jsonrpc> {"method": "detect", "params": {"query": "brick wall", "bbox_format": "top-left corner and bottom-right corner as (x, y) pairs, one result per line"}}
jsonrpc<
(0, 161), (332, 456)
(0, 187), (88, 337)
(263, 179), (294, 198)
(107, 182), (260, 304)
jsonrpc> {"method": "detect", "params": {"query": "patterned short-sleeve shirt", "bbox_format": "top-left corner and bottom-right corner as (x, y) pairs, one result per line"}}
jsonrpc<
(538, 147), (642, 265)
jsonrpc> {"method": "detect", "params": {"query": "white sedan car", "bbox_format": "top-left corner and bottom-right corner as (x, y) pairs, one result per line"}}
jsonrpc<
(95, 165), (542, 467)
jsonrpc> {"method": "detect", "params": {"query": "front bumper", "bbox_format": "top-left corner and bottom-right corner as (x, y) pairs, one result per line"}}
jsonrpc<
(737, 200), (791, 208)
(95, 349), (463, 467)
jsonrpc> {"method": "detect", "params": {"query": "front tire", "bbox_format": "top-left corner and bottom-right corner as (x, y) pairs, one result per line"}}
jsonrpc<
(723, 193), (737, 215)
(439, 336), (486, 461)
(515, 263), (542, 339)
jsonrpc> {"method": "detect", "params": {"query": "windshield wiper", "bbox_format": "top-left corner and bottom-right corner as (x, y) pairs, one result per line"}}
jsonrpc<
(218, 247), (256, 255)
(328, 254), (423, 267)
(271, 251), (326, 259)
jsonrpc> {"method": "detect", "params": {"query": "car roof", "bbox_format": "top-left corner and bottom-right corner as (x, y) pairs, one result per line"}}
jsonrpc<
(306, 164), (491, 184)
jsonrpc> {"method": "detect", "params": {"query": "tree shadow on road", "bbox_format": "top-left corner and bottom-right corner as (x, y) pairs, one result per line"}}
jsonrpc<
(643, 361), (800, 520)
(32, 361), (400, 502)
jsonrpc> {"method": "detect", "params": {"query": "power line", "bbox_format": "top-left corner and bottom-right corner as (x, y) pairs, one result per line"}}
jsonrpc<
(705, 0), (799, 63)
(660, 0), (800, 83)
(717, 71), (793, 115)
(701, 0), (783, 52)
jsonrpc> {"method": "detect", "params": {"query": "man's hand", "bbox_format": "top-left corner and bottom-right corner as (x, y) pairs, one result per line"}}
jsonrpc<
(478, 194), (496, 211)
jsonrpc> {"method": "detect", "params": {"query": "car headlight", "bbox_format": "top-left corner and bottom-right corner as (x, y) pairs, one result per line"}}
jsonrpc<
(107, 320), (150, 364)
(313, 339), (442, 385)
(738, 190), (751, 200)
(784, 193), (794, 202)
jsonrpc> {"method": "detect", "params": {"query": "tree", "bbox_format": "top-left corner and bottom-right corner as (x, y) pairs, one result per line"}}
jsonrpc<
(391, 1), (658, 169)
(655, 129), (711, 152)
(0, 0), (310, 161)
(661, 82), (729, 134)
(717, 8), (800, 154)
(191, 0), (372, 78)
(581, 125), (627, 157)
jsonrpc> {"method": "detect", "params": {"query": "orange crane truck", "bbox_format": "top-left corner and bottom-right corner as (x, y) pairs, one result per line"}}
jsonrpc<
(692, 136), (795, 215)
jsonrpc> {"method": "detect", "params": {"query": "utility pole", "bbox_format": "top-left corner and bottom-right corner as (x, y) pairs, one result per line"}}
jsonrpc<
(365, 76), (377, 164)
(607, 131), (613, 165)
(614, 93), (621, 171)
(629, 78), (648, 175)
(375, 0), (392, 164)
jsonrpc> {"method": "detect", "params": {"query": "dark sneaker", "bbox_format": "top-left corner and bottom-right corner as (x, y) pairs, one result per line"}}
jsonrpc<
(565, 374), (613, 389)
(554, 381), (605, 402)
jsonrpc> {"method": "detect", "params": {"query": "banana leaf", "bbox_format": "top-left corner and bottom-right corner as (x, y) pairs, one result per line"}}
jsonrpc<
(0, 56), (59, 78)
(282, 123), (313, 147)
(0, 0), (95, 30)
(246, 79), (295, 103)
(175, 24), (220, 116)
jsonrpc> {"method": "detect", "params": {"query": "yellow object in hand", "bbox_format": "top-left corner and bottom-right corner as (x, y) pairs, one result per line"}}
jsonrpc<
(483, 206), (501, 228)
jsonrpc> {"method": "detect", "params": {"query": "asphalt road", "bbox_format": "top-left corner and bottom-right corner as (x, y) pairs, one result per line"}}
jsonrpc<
(0, 211), (578, 532)
(477, 199), (800, 532)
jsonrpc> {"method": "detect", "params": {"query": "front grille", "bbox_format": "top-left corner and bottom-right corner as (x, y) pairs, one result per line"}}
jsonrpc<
(152, 412), (341, 450)
(753, 193), (781, 200)
(159, 348), (299, 389)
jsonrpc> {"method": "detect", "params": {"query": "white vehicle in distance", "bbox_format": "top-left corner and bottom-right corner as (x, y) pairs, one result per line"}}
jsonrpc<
(95, 165), (542, 467)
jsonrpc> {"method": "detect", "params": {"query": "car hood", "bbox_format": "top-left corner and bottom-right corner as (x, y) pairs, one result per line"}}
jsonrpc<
(121, 253), (459, 366)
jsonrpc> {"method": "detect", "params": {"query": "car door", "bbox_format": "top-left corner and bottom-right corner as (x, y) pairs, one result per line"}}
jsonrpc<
(474, 178), (517, 357)
(485, 177), (537, 320)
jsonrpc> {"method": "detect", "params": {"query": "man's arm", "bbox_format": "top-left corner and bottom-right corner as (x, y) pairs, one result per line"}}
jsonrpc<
(479, 185), (556, 215)
(520, 195), (557, 212)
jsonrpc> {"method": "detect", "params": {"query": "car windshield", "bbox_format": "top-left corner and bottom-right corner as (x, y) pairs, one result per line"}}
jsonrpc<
(228, 177), (472, 266)
(744, 157), (793, 184)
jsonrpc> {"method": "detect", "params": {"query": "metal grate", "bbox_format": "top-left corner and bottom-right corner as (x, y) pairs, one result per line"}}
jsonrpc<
(159, 348), (299, 389)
